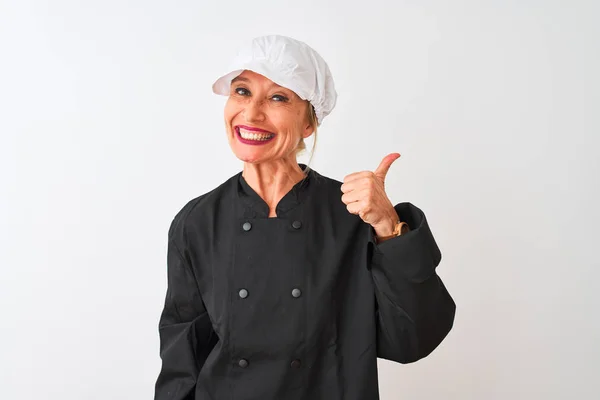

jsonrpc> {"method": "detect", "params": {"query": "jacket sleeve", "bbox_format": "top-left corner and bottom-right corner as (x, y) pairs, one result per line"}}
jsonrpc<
(369, 202), (456, 364)
(154, 236), (216, 400)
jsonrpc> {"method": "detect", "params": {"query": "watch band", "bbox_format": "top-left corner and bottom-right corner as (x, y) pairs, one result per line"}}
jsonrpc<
(375, 220), (410, 243)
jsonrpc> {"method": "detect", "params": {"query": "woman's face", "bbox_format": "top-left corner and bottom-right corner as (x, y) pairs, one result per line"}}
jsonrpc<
(224, 70), (314, 164)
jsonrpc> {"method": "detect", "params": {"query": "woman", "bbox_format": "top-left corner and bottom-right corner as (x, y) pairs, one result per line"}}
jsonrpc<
(155, 35), (455, 400)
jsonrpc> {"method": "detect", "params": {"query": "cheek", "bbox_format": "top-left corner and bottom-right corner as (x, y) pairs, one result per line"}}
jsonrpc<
(224, 98), (239, 121)
(273, 109), (305, 134)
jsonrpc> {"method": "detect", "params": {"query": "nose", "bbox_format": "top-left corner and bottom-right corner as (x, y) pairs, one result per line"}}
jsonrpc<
(243, 99), (266, 123)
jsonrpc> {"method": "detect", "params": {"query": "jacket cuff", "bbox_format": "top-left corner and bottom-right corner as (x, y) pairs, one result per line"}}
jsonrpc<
(370, 202), (441, 283)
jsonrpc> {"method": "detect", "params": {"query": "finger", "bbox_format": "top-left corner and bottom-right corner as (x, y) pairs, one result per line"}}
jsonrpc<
(345, 200), (363, 216)
(340, 179), (361, 194)
(373, 153), (401, 181)
(341, 188), (367, 205)
(340, 178), (374, 193)
(340, 176), (373, 194)
(343, 171), (373, 184)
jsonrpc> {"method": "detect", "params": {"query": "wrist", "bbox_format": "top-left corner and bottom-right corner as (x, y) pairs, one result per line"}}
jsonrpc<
(373, 208), (400, 236)
(373, 210), (410, 243)
(373, 218), (396, 238)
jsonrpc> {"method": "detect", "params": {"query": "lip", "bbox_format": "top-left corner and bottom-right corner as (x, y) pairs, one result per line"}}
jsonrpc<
(235, 125), (274, 134)
(235, 126), (276, 146)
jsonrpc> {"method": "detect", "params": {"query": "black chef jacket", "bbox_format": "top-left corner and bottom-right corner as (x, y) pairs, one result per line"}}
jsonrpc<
(154, 164), (455, 400)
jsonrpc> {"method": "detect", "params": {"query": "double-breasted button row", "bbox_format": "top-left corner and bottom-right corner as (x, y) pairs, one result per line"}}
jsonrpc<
(241, 220), (302, 231)
(238, 288), (302, 299)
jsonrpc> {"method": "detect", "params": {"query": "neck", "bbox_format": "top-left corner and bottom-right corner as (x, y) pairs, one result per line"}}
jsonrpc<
(242, 159), (306, 216)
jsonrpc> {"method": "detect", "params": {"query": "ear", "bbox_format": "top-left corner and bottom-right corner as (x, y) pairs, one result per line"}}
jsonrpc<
(303, 103), (316, 138)
(303, 122), (315, 139)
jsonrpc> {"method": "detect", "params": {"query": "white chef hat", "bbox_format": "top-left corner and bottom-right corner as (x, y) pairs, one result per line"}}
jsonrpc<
(212, 35), (337, 126)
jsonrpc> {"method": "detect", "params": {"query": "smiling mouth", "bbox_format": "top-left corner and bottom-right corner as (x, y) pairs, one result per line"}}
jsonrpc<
(235, 126), (276, 144)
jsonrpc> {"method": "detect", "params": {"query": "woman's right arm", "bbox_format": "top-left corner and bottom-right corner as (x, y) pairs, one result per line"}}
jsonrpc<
(154, 236), (215, 400)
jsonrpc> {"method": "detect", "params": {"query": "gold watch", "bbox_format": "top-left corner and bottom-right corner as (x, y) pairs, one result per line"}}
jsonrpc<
(376, 220), (410, 243)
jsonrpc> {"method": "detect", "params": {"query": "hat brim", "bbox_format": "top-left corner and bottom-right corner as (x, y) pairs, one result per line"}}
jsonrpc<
(212, 69), (243, 95)
(211, 62), (308, 101)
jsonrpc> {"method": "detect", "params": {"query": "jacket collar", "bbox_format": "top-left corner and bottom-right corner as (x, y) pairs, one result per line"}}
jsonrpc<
(237, 163), (314, 218)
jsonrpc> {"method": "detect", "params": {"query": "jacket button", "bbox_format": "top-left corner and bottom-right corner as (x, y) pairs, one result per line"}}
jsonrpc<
(292, 220), (302, 229)
(292, 288), (302, 298)
(238, 358), (249, 368)
(242, 222), (252, 231)
(238, 289), (248, 299)
(291, 359), (301, 368)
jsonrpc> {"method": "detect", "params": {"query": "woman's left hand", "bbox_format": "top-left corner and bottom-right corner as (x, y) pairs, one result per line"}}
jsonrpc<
(341, 153), (402, 238)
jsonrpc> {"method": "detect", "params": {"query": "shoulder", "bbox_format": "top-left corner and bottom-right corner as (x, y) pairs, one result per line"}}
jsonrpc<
(308, 168), (356, 215)
(309, 167), (344, 194)
(168, 172), (239, 242)
(308, 168), (372, 240)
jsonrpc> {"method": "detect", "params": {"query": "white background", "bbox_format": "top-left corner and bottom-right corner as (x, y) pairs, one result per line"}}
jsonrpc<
(1, 0), (599, 399)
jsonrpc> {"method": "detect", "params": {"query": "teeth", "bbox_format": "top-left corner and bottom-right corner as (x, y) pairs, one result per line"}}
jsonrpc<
(238, 128), (274, 141)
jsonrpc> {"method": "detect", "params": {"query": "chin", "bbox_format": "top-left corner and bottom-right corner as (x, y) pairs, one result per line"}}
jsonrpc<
(231, 148), (264, 164)
(235, 155), (259, 163)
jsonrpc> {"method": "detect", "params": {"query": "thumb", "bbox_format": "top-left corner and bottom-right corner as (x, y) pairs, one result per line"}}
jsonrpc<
(374, 153), (401, 181)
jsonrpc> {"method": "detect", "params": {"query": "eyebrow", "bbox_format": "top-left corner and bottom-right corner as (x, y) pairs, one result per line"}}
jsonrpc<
(230, 76), (295, 97)
(231, 76), (250, 84)
(231, 76), (282, 89)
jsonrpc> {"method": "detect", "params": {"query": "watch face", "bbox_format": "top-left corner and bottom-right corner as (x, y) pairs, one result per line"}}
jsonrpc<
(399, 222), (410, 235)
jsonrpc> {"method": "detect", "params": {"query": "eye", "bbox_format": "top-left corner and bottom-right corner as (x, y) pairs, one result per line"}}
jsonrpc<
(271, 94), (289, 102)
(234, 87), (250, 96)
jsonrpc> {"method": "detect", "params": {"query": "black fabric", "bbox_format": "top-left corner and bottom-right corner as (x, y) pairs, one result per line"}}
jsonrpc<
(154, 164), (456, 400)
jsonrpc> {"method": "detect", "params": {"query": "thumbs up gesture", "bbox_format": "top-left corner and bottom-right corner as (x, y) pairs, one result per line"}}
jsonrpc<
(341, 153), (402, 239)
